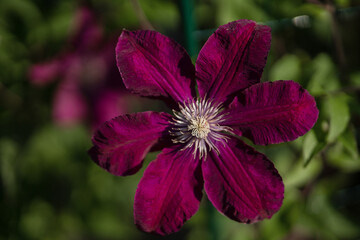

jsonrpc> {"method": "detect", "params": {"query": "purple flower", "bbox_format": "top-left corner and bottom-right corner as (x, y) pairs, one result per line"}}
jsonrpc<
(29, 7), (130, 128)
(89, 20), (318, 235)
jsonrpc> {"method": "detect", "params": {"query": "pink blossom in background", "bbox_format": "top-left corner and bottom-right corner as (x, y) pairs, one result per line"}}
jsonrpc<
(29, 7), (130, 128)
(89, 20), (319, 235)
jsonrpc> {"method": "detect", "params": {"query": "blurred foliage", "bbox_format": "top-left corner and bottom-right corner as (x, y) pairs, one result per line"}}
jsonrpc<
(1, 0), (360, 240)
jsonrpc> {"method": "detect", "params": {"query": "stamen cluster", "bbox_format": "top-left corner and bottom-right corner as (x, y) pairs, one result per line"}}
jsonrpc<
(170, 98), (231, 159)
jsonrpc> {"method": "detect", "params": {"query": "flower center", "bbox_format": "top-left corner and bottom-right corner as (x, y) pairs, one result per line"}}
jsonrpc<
(169, 98), (230, 159)
(188, 116), (210, 139)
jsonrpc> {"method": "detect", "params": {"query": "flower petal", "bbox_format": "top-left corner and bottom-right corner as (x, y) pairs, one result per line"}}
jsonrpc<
(53, 78), (88, 126)
(29, 59), (62, 85)
(134, 148), (203, 235)
(92, 89), (128, 128)
(89, 111), (172, 176)
(70, 7), (103, 52)
(203, 138), (284, 223)
(116, 30), (196, 103)
(196, 20), (271, 103)
(224, 80), (319, 145)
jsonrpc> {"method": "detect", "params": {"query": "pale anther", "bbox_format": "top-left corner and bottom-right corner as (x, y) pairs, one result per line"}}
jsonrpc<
(169, 98), (231, 159)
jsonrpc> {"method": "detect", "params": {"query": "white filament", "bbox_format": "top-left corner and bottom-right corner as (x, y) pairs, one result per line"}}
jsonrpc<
(169, 98), (231, 159)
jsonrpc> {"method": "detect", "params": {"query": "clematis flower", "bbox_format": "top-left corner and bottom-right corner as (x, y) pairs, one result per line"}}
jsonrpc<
(89, 19), (318, 235)
(29, 6), (130, 128)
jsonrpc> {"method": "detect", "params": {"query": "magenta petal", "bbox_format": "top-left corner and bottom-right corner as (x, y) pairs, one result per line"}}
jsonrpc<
(70, 7), (103, 52)
(134, 148), (203, 235)
(116, 30), (196, 103)
(196, 20), (271, 103)
(203, 138), (284, 223)
(92, 89), (128, 128)
(53, 79), (88, 126)
(224, 80), (319, 145)
(29, 60), (61, 85)
(89, 111), (172, 176)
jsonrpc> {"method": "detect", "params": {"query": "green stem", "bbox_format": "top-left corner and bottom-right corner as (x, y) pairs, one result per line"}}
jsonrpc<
(206, 199), (219, 240)
(180, 0), (199, 57)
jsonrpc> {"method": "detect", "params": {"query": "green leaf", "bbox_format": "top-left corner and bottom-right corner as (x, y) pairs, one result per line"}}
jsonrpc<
(306, 184), (360, 238)
(140, 0), (180, 31)
(307, 53), (340, 96)
(327, 143), (360, 172)
(334, 0), (350, 7)
(302, 130), (326, 167)
(339, 125), (358, 160)
(0, 139), (18, 199)
(284, 157), (322, 188)
(216, 0), (268, 24)
(269, 54), (301, 82)
(21, 124), (90, 180)
(327, 126), (360, 171)
(19, 200), (56, 239)
(326, 94), (350, 143)
(303, 130), (317, 164)
(350, 71), (360, 86)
